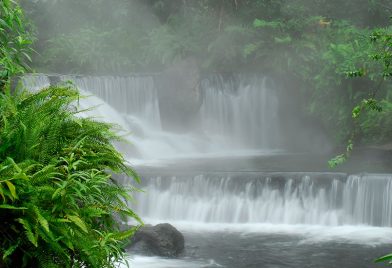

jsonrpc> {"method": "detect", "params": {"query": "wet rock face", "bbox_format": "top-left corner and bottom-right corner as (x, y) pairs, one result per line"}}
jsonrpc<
(155, 58), (202, 132)
(129, 223), (185, 257)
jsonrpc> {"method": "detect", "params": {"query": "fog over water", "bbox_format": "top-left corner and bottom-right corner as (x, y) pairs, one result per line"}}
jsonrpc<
(23, 73), (392, 268)
(20, 1), (392, 267)
(23, 74), (287, 161)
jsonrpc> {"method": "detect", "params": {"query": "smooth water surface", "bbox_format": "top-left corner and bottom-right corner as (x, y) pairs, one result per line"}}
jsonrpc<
(125, 224), (392, 268)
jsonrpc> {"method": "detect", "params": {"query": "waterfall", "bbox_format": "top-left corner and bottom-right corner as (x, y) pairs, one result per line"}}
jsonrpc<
(62, 75), (162, 127)
(21, 74), (282, 161)
(134, 173), (392, 227)
(20, 74), (392, 229)
(200, 75), (280, 149)
(21, 74), (50, 91)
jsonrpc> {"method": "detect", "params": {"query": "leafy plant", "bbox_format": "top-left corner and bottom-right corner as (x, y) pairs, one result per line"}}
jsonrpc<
(19, 0), (392, 146)
(329, 19), (392, 168)
(0, 85), (141, 267)
(0, 0), (33, 88)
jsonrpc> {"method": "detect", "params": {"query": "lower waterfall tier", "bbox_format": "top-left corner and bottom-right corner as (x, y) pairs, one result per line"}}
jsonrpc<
(132, 173), (392, 227)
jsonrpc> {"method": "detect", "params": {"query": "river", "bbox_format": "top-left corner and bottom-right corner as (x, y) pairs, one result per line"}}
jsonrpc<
(23, 73), (392, 268)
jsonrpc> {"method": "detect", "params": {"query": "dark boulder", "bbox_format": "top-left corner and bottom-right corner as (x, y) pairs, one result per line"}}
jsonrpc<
(128, 223), (185, 257)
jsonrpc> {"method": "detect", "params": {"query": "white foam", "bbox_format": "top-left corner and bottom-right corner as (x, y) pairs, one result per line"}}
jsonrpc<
(135, 220), (392, 246)
(119, 255), (208, 268)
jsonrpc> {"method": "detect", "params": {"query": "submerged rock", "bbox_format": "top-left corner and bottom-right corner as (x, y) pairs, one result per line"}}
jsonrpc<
(128, 223), (185, 257)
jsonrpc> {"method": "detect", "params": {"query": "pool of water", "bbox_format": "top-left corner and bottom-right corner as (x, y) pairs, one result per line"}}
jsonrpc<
(125, 223), (392, 268)
(123, 154), (392, 268)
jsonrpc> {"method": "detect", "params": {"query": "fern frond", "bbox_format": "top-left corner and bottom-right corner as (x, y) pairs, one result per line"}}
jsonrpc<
(17, 218), (37, 247)
(0, 85), (140, 267)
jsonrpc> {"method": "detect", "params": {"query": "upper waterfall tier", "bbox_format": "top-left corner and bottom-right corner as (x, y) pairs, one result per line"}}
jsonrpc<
(22, 74), (283, 161)
(200, 75), (280, 149)
(63, 75), (162, 127)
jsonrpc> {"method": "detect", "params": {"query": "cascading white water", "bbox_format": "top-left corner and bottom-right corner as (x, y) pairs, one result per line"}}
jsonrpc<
(19, 73), (392, 268)
(200, 75), (280, 149)
(61, 75), (162, 127)
(21, 74), (282, 161)
(21, 74), (392, 228)
(21, 74), (50, 91)
(343, 174), (392, 226)
(134, 173), (392, 227)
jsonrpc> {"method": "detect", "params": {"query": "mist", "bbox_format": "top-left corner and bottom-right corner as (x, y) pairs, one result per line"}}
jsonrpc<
(20, 0), (372, 154)
(18, 1), (392, 267)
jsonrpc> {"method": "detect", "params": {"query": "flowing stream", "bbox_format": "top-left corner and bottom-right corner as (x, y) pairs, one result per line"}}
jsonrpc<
(23, 74), (392, 268)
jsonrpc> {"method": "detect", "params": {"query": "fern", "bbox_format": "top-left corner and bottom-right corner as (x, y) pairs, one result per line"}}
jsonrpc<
(0, 86), (141, 267)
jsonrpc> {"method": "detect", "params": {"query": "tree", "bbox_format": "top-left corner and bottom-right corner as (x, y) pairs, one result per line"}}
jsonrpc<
(0, 0), (33, 89)
(329, 19), (392, 167)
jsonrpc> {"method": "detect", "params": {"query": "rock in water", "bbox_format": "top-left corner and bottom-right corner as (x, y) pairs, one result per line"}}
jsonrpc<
(129, 223), (185, 257)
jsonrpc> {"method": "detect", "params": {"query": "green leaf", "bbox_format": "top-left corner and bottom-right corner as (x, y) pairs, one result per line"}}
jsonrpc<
(51, 218), (71, 223)
(328, 154), (347, 168)
(274, 36), (292, 44)
(112, 225), (140, 241)
(352, 105), (361, 118)
(0, 186), (6, 201)
(253, 18), (281, 28)
(3, 241), (20, 260)
(375, 253), (392, 263)
(34, 206), (49, 233)
(0, 204), (27, 210)
(5, 180), (17, 200)
(243, 43), (258, 57)
(17, 218), (38, 247)
(67, 215), (88, 233)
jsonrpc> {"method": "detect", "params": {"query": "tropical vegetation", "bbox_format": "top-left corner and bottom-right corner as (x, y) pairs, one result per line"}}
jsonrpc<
(1, 0), (392, 266)
(0, 0), (33, 87)
(0, 86), (141, 268)
(0, 1), (141, 267)
(20, 0), (392, 150)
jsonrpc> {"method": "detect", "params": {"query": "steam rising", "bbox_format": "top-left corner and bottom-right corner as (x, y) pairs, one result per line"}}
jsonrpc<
(21, 1), (392, 157)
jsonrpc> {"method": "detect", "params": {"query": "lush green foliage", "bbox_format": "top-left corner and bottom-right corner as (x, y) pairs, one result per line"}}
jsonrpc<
(20, 0), (392, 147)
(23, 0), (392, 73)
(329, 21), (392, 167)
(21, 0), (154, 74)
(9, 0), (392, 266)
(0, 1), (141, 267)
(0, 0), (33, 87)
(0, 86), (141, 267)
